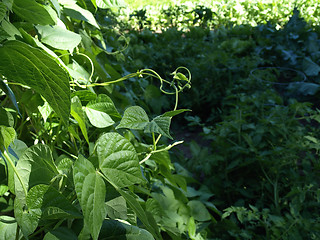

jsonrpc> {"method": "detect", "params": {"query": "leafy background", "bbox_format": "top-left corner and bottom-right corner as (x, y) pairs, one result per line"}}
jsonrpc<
(1, 0), (320, 239)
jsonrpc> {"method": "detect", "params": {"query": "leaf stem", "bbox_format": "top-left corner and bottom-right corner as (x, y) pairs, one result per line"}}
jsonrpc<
(139, 140), (184, 164)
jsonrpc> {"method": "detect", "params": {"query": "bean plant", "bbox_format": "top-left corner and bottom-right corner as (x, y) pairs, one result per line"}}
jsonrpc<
(0, 0), (215, 239)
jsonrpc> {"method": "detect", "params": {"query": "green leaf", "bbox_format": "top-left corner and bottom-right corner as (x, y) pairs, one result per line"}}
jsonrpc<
(0, 79), (21, 115)
(27, 184), (81, 220)
(85, 108), (114, 128)
(62, 4), (100, 28)
(73, 155), (107, 240)
(187, 200), (211, 222)
(0, 41), (71, 125)
(0, 216), (17, 240)
(49, 0), (61, 17)
(162, 109), (191, 117)
(96, 0), (127, 9)
(187, 217), (196, 238)
(38, 101), (53, 123)
(44, 227), (77, 240)
(36, 25), (82, 52)
(88, 94), (121, 119)
(85, 94), (120, 128)
(116, 106), (149, 130)
(0, 2), (7, 22)
(14, 197), (39, 238)
(99, 219), (154, 240)
(12, 0), (55, 25)
(71, 96), (89, 144)
(95, 132), (144, 188)
(0, 107), (14, 127)
(112, 187), (162, 240)
(303, 57), (320, 76)
(105, 196), (127, 220)
(15, 144), (59, 201)
(144, 116), (172, 139)
(0, 126), (16, 151)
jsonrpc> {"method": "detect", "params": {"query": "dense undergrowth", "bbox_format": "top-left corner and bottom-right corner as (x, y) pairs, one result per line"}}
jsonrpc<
(1, 0), (320, 239)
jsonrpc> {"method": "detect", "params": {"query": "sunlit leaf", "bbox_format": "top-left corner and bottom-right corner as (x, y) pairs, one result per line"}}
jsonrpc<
(99, 219), (154, 240)
(116, 106), (149, 130)
(12, 0), (55, 25)
(0, 41), (71, 125)
(73, 155), (107, 240)
(36, 25), (82, 52)
(95, 132), (144, 188)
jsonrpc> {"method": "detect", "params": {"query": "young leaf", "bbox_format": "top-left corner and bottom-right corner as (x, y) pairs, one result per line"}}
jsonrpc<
(73, 155), (107, 240)
(95, 132), (144, 188)
(12, 0), (55, 25)
(116, 106), (149, 130)
(144, 116), (172, 139)
(71, 96), (89, 144)
(99, 219), (154, 240)
(0, 41), (71, 125)
(26, 184), (81, 220)
(36, 25), (82, 52)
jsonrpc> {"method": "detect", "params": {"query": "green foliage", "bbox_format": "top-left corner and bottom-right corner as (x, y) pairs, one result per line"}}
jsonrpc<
(0, 1), (213, 239)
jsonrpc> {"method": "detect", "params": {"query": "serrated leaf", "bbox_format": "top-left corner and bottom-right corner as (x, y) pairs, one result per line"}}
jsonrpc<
(0, 41), (71, 125)
(15, 144), (59, 201)
(71, 96), (89, 144)
(62, 3), (100, 28)
(0, 79), (21, 115)
(73, 155), (107, 240)
(105, 196), (127, 220)
(95, 132), (144, 188)
(116, 106), (149, 130)
(144, 116), (172, 139)
(99, 219), (154, 240)
(36, 25), (81, 52)
(0, 216), (17, 240)
(12, 0), (55, 25)
(27, 184), (81, 220)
